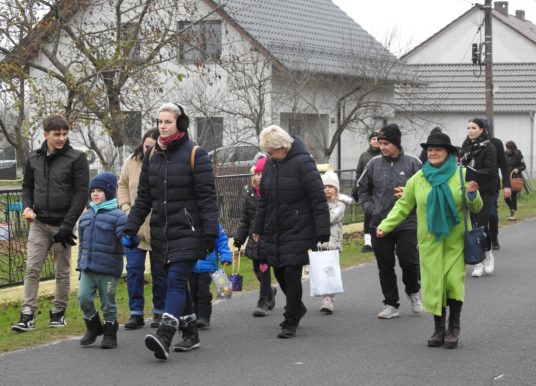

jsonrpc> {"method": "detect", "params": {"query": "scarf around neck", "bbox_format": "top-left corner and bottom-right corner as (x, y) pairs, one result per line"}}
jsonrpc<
(158, 131), (186, 149)
(90, 198), (118, 213)
(422, 154), (460, 240)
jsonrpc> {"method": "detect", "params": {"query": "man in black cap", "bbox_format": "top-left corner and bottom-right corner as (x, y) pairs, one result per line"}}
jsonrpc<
(357, 123), (422, 319)
(352, 131), (381, 252)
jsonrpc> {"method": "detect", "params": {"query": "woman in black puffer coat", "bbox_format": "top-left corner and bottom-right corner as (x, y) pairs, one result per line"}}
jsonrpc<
(460, 118), (498, 278)
(123, 103), (218, 360)
(234, 156), (276, 317)
(252, 125), (330, 339)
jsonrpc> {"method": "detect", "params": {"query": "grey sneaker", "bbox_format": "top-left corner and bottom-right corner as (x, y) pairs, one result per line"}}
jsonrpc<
(408, 293), (422, 314)
(12, 313), (36, 332)
(378, 305), (399, 319)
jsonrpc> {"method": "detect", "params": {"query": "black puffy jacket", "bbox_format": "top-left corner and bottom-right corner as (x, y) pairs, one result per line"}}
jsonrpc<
(234, 185), (263, 261)
(22, 139), (89, 230)
(124, 135), (218, 264)
(252, 137), (330, 267)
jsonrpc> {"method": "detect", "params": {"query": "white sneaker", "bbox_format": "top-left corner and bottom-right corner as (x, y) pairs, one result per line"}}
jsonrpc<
(320, 296), (334, 314)
(378, 305), (400, 319)
(471, 263), (484, 277)
(408, 293), (422, 314)
(483, 251), (495, 274)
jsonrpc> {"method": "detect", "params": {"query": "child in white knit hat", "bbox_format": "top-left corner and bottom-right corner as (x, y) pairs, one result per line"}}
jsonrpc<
(317, 171), (352, 313)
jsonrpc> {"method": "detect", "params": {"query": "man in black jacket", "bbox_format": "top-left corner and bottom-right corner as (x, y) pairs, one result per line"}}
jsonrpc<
(357, 124), (422, 319)
(12, 115), (89, 332)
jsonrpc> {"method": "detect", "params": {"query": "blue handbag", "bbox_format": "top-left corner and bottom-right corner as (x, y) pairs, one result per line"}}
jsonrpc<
(459, 167), (487, 265)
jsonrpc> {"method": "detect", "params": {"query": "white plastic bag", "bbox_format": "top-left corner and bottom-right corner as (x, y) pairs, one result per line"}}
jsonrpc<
(308, 249), (344, 297)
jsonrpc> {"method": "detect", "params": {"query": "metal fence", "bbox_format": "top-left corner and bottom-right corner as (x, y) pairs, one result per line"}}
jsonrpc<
(0, 169), (362, 287)
(216, 169), (363, 234)
(0, 189), (55, 288)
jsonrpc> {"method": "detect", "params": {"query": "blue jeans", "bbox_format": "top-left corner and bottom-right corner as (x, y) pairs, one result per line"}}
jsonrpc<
(165, 260), (195, 319)
(125, 248), (166, 316)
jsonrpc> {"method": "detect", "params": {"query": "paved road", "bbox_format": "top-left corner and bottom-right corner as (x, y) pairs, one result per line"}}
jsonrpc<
(1, 219), (536, 386)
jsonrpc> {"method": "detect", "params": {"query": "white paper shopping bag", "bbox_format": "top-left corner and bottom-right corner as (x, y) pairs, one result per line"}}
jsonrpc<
(308, 249), (344, 297)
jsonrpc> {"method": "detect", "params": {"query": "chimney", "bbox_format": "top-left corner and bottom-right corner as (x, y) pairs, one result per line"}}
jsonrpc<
(494, 1), (509, 16)
(515, 10), (525, 20)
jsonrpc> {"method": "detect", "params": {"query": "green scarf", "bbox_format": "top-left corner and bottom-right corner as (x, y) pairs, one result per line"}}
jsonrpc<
(90, 198), (118, 213)
(422, 155), (460, 240)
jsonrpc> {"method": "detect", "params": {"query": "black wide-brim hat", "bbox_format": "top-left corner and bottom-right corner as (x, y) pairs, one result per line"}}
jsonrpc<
(420, 132), (458, 154)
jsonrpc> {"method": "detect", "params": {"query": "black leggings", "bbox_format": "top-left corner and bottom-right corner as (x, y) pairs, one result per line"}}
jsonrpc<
(470, 191), (494, 251)
(273, 265), (303, 318)
(253, 260), (272, 300)
(505, 191), (518, 211)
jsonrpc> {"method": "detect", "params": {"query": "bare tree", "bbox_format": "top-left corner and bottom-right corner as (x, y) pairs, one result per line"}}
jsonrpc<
(0, 0), (224, 169)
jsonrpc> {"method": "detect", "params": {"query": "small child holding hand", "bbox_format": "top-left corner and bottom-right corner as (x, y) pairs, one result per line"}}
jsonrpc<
(77, 173), (127, 349)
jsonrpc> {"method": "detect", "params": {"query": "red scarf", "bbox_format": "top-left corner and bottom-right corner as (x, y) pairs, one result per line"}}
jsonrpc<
(158, 131), (186, 147)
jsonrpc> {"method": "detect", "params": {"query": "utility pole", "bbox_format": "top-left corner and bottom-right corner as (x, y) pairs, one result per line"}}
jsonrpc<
(484, 0), (494, 137)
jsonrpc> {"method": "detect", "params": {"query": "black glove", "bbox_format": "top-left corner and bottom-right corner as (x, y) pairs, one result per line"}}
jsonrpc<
(317, 234), (330, 243)
(121, 230), (140, 249)
(204, 236), (216, 253)
(233, 239), (242, 249)
(53, 229), (77, 248)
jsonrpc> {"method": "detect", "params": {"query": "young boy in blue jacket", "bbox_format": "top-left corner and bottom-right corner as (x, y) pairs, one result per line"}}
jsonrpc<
(188, 224), (232, 328)
(77, 173), (127, 349)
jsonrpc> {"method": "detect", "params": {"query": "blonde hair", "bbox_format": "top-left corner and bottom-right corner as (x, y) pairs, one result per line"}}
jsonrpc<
(158, 103), (182, 119)
(259, 125), (294, 153)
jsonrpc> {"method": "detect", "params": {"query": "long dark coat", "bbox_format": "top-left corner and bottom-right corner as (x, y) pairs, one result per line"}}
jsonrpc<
(124, 135), (218, 264)
(252, 137), (330, 268)
(234, 185), (263, 261)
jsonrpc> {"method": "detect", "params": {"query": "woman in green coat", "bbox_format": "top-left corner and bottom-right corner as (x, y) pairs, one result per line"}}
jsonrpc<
(376, 132), (482, 349)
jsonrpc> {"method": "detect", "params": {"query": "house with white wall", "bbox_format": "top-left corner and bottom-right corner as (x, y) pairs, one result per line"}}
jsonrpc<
(394, 1), (536, 177)
(16, 0), (412, 173)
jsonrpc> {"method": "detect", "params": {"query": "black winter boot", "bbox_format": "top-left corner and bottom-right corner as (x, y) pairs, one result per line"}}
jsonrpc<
(253, 297), (269, 317)
(124, 315), (145, 330)
(101, 321), (118, 349)
(427, 309), (446, 347)
(174, 314), (200, 352)
(145, 313), (178, 360)
(444, 300), (462, 349)
(196, 304), (211, 328)
(80, 313), (103, 346)
(267, 286), (277, 310)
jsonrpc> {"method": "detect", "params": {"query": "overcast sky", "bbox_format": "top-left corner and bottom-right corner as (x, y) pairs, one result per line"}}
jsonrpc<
(332, 0), (536, 56)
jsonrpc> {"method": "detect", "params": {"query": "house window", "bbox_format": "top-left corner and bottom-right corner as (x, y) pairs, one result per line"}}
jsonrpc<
(120, 22), (141, 59)
(177, 20), (222, 63)
(196, 117), (223, 152)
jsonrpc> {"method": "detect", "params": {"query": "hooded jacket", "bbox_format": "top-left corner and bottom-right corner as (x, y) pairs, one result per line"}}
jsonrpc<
(234, 185), (263, 261)
(252, 136), (330, 267)
(22, 139), (89, 230)
(357, 149), (421, 230)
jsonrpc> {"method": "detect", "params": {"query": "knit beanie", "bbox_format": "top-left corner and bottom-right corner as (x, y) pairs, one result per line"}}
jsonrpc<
(368, 131), (379, 141)
(378, 123), (401, 149)
(254, 156), (268, 174)
(321, 171), (340, 192)
(89, 172), (118, 200)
